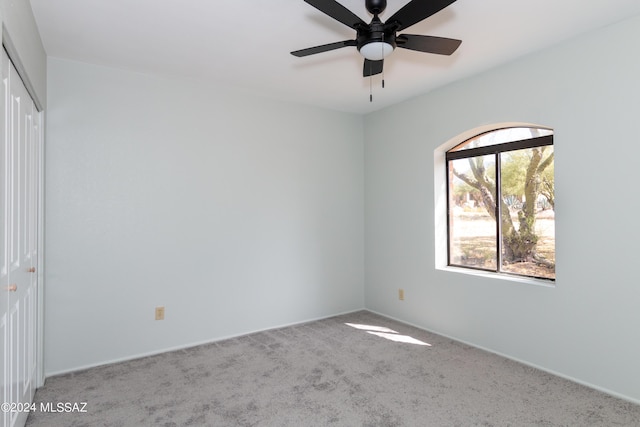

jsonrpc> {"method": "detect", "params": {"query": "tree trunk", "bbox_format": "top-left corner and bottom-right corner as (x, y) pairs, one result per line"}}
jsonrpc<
(502, 147), (542, 263)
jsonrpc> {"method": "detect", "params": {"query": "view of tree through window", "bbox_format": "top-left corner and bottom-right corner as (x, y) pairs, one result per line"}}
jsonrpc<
(447, 127), (555, 280)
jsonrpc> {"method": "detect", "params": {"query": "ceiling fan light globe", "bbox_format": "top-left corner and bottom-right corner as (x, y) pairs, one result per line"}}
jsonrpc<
(359, 42), (394, 61)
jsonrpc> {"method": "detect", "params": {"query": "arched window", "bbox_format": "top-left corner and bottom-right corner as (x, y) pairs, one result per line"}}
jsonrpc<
(446, 127), (555, 280)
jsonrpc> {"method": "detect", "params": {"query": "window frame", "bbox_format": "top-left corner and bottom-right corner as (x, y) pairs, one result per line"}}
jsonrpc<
(445, 129), (554, 281)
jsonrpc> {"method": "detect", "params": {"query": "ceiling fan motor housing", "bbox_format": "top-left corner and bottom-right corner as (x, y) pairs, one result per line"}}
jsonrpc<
(357, 16), (397, 59)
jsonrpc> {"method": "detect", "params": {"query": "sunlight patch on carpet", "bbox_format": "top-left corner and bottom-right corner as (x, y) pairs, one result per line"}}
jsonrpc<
(345, 323), (431, 346)
(344, 323), (398, 333)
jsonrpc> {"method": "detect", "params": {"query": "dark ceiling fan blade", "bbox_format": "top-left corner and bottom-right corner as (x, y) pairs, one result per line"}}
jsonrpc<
(363, 59), (383, 77)
(304, 0), (367, 29)
(291, 40), (357, 57)
(396, 34), (461, 55)
(386, 0), (457, 32)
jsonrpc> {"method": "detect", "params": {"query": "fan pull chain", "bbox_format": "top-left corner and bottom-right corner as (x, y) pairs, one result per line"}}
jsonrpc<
(381, 36), (385, 89)
(370, 74), (373, 102)
(369, 61), (373, 102)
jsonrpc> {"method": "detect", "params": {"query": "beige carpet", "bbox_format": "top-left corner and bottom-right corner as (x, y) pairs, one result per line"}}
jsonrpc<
(26, 311), (640, 426)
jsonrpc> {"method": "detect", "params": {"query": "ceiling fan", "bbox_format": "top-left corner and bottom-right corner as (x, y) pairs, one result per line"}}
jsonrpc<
(291, 0), (462, 78)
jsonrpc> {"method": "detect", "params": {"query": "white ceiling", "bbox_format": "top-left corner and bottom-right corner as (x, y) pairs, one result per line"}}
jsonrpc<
(29, 0), (640, 114)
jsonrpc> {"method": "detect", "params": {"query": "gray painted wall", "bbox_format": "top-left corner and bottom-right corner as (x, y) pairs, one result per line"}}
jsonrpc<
(364, 15), (640, 402)
(44, 58), (365, 374)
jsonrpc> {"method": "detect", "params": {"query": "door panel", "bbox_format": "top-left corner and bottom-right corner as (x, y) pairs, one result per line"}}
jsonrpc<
(2, 49), (39, 427)
(2, 47), (11, 427)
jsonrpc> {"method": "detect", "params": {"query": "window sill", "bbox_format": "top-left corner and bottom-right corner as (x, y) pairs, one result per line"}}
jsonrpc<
(438, 265), (556, 288)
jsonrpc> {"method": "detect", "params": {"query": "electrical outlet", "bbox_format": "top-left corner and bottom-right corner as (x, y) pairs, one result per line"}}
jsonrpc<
(398, 289), (405, 301)
(155, 306), (165, 320)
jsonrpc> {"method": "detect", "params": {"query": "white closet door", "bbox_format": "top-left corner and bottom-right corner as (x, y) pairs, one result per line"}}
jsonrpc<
(1, 45), (11, 427)
(1, 48), (40, 427)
